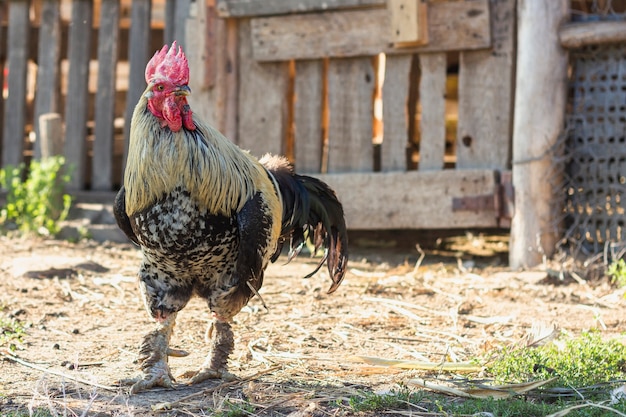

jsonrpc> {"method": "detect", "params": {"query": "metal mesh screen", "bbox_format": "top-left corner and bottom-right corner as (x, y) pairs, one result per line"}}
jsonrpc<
(564, 44), (626, 253)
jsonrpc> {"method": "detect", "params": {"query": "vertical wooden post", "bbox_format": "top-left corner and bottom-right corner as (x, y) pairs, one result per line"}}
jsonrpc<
(456, 0), (516, 170)
(237, 19), (289, 156)
(174, 0), (192, 47)
(92, 0), (120, 191)
(33, 0), (61, 159)
(381, 54), (412, 172)
(39, 113), (63, 159)
(64, 0), (93, 190)
(122, 0), (152, 176)
(327, 57), (375, 173)
(294, 59), (324, 173)
(1, 0), (30, 169)
(417, 52), (447, 171)
(509, 0), (569, 269)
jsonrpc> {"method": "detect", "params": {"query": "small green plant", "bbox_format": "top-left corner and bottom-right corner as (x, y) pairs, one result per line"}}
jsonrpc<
(0, 315), (26, 351)
(488, 331), (626, 389)
(0, 156), (72, 236)
(608, 258), (626, 288)
(212, 401), (256, 417)
(347, 387), (425, 413)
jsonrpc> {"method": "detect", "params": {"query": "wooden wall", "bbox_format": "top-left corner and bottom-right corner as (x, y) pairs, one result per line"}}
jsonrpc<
(0, 0), (517, 231)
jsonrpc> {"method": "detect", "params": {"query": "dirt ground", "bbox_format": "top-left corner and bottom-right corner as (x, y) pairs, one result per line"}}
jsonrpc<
(0, 233), (625, 416)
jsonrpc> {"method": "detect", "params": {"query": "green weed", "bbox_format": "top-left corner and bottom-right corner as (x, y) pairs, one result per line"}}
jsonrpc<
(488, 331), (626, 389)
(211, 400), (256, 417)
(608, 259), (626, 288)
(0, 156), (72, 236)
(0, 315), (26, 351)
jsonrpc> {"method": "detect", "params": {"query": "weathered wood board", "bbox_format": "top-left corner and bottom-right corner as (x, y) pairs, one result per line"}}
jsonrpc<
(185, 0), (239, 144)
(294, 59), (324, 173)
(456, 0), (515, 170)
(92, 0), (120, 191)
(63, 0), (93, 190)
(237, 19), (289, 157)
(418, 52), (447, 171)
(387, 0), (428, 45)
(381, 54), (412, 171)
(2, 0), (30, 168)
(560, 20), (626, 49)
(122, 0), (152, 174)
(33, 0), (61, 159)
(217, 0), (384, 17)
(251, 0), (491, 61)
(327, 57), (375, 173)
(314, 170), (501, 229)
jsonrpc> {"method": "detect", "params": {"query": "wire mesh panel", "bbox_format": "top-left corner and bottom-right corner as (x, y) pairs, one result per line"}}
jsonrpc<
(565, 43), (626, 252)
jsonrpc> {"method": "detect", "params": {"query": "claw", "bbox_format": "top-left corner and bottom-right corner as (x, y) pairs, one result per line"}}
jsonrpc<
(187, 367), (238, 385)
(130, 369), (176, 394)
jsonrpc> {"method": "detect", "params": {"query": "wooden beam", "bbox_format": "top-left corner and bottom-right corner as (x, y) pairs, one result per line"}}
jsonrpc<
(456, 0), (516, 170)
(92, 0), (120, 191)
(418, 52), (447, 171)
(327, 57), (375, 173)
(63, 0), (93, 190)
(2, 0), (30, 169)
(314, 170), (502, 229)
(216, 0), (384, 17)
(33, 0), (61, 160)
(560, 20), (626, 49)
(251, 0), (491, 61)
(510, 0), (569, 269)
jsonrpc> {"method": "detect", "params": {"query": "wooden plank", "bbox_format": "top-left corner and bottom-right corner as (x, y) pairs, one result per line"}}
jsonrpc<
(173, 0), (192, 47)
(387, 0), (428, 46)
(92, 0), (120, 191)
(510, 0), (568, 268)
(186, 3), (240, 140)
(560, 21), (626, 49)
(122, 0), (152, 174)
(64, 0), (93, 190)
(381, 54), (411, 171)
(251, 1), (491, 62)
(1, 0), (30, 169)
(456, 0), (515, 170)
(39, 113), (63, 158)
(418, 52), (447, 171)
(164, 0), (176, 44)
(314, 170), (501, 229)
(223, 19), (240, 141)
(327, 57), (375, 173)
(237, 19), (289, 157)
(33, 0), (61, 160)
(217, 0), (384, 17)
(294, 60), (324, 173)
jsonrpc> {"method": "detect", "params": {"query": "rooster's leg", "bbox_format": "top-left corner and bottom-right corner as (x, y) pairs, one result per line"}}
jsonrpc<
(122, 313), (188, 393)
(188, 318), (237, 384)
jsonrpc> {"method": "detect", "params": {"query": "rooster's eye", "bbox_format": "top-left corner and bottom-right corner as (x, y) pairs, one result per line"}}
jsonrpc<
(155, 84), (164, 91)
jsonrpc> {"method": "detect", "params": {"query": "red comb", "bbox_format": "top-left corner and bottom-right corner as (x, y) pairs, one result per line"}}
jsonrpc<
(144, 41), (189, 85)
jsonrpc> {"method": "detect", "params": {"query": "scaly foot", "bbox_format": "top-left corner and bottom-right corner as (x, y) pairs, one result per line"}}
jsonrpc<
(122, 315), (188, 394)
(180, 367), (238, 385)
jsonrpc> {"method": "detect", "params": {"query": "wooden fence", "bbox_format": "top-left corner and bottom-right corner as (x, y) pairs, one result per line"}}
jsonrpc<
(0, 0), (517, 232)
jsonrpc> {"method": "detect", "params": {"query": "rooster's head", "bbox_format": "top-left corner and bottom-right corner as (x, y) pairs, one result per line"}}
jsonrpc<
(144, 41), (195, 132)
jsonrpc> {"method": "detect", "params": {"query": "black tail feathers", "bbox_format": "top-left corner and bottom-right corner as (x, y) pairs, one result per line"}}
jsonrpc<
(260, 155), (348, 294)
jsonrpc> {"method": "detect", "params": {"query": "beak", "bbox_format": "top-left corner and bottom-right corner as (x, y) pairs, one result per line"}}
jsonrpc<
(175, 85), (191, 96)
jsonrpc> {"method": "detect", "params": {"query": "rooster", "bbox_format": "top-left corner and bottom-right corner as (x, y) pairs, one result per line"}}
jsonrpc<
(114, 42), (348, 393)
